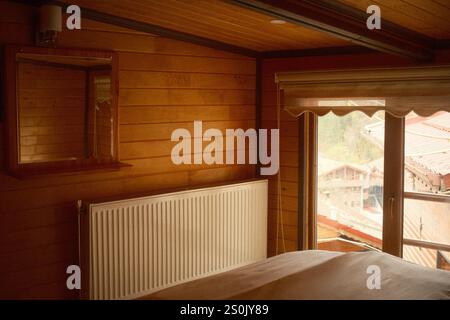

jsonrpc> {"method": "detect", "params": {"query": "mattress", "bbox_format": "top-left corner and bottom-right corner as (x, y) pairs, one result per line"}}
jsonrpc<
(142, 250), (450, 300)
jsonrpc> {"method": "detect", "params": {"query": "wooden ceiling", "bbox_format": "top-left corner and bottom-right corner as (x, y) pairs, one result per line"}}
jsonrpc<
(60, 0), (348, 52)
(49, 0), (450, 60)
(337, 0), (450, 39)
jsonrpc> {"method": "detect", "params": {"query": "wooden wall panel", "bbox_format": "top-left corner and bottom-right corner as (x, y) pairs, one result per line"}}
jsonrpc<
(0, 1), (34, 47)
(0, 1), (256, 299)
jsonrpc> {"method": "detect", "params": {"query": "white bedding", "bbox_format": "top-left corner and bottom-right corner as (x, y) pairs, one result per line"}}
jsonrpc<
(143, 250), (450, 300)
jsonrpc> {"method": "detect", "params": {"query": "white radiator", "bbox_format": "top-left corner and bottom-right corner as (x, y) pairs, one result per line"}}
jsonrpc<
(79, 179), (268, 300)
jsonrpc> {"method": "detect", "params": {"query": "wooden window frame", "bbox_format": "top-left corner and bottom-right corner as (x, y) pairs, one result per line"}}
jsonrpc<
(382, 114), (405, 257)
(298, 112), (317, 250)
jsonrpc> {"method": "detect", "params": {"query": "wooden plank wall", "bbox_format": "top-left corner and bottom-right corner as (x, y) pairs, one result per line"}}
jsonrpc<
(0, 1), (256, 299)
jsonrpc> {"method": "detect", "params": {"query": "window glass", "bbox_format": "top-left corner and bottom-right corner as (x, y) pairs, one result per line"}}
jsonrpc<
(317, 111), (385, 252)
(402, 112), (450, 269)
(403, 245), (450, 270)
(404, 111), (450, 196)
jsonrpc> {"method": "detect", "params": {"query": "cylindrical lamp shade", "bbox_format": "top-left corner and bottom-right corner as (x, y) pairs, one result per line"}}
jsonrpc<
(39, 5), (62, 33)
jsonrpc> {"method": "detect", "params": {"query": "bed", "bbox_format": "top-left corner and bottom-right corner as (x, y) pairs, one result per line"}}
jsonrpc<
(142, 250), (450, 300)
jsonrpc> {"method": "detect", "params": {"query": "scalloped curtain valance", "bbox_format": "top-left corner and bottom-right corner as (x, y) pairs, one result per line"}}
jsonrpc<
(275, 65), (450, 118)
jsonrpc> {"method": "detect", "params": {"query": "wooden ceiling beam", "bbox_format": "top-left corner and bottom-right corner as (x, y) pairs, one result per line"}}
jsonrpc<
(261, 45), (377, 59)
(228, 0), (435, 61)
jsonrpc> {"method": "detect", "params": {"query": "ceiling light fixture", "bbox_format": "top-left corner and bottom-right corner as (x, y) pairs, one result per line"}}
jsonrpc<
(270, 19), (286, 25)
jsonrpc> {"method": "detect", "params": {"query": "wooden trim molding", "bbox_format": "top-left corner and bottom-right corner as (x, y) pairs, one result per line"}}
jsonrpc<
(306, 113), (318, 249)
(297, 115), (307, 250)
(255, 57), (262, 176)
(276, 65), (450, 84)
(261, 46), (376, 59)
(298, 112), (317, 250)
(3, 45), (18, 174)
(436, 39), (450, 50)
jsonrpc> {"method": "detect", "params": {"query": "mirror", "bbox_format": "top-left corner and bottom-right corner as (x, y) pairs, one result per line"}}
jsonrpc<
(3, 46), (119, 176)
(17, 53), (113, 163)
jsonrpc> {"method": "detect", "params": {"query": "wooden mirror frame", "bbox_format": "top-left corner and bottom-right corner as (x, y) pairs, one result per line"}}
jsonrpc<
(3, 45), (122, 178)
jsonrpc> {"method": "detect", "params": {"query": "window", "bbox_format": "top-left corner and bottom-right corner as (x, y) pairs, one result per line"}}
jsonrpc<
(317, 111), (450, 269)
(402, 112), (450, 269)
(317, 111), (384, 252)
(364, 111), (450, 269)
(276, 66), (450, 269)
